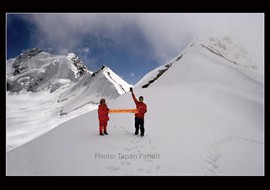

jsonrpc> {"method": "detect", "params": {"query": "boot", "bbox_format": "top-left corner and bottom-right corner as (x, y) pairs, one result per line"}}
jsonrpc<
(104, 126), (108, 135)
(99, 126), (104, 136)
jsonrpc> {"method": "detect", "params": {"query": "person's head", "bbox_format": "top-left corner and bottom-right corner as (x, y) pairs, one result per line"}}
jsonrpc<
(100, 98), (106, 104)
(139, 96), (144, 102)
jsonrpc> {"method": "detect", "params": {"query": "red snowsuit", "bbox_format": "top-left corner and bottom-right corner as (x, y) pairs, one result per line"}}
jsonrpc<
(132, 92), (147, 136)
(98, 104), (109, 133)
(132, 93), (147, 118)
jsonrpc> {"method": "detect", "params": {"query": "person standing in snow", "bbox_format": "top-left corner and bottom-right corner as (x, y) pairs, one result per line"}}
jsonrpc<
(130, 88), (147, 136)
(98, 98), (109, 136)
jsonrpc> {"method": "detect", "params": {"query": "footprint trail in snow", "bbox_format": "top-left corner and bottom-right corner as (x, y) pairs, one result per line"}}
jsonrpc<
(103, 126), (161, 175)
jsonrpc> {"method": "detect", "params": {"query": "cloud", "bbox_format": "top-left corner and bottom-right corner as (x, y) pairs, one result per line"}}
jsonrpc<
(20, 13), (264, 73)
(131, 73), (135, 77)
(21, 14), (138, 53)
(59, 48), (69, 55)
(78, 48), (90, 54)
(133, 13), (264, 69)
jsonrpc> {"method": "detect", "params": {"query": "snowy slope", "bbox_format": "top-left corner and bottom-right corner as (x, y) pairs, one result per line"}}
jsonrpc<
(6, 50), (131, 152)
(6, 37), (264, 176)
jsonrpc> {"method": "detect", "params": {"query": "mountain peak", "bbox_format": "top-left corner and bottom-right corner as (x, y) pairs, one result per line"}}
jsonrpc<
(7, 50), (89, 93)
(137, 36), (260, 89)
(192, 37), (255, 69)
(12, 48), (43, 75)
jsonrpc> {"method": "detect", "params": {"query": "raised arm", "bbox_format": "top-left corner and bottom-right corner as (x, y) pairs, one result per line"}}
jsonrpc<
(130, 87), (138, 104)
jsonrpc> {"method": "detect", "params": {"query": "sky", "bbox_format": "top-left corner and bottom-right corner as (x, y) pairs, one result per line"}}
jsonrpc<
(6, 13), (264, 85)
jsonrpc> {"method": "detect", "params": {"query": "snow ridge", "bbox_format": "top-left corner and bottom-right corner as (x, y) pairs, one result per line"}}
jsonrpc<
(58, 65), (131, 115)
(137, 37), (258, 88)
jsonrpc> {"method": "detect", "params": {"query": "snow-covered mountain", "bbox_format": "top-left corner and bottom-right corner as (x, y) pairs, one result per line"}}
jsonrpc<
(6, 37), (264, 175)
(58, 65), (130, 115)
(7, 49), (89, 93)
(136, 37), (260, 88)
(6, 49), (131, 152)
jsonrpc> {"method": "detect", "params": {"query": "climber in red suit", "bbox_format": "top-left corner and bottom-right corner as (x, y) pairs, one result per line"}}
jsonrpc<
(98, 98), (109, 136)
